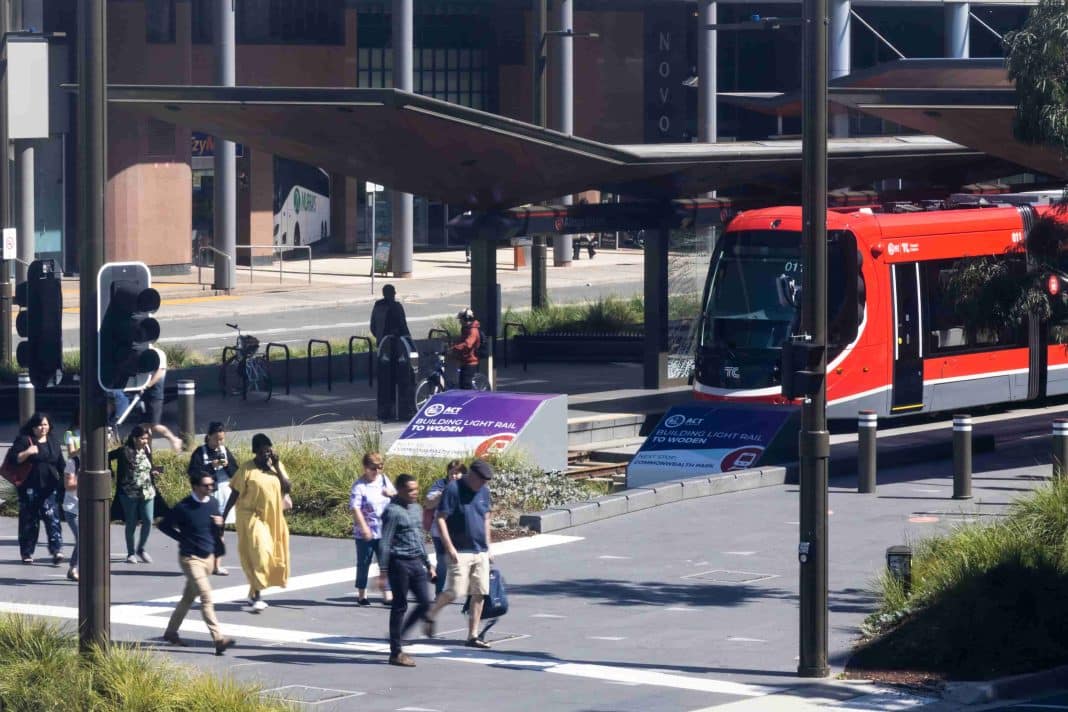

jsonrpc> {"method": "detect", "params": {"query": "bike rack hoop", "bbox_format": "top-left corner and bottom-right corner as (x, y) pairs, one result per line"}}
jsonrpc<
(265, 342), (291, 396)
(220, 346), (240, 399)
(349, 335), (373, 386)
(427, 328), (450, 342)
(307, 339), (332, 390)
(502, 322), (529, 371)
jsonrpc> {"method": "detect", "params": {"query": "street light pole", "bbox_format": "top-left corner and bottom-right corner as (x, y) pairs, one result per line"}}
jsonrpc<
(798, 0), (830, 679)
(530, 0), (548, 309)
(77, 0), (111, 653)
(0, 0), (12, 367)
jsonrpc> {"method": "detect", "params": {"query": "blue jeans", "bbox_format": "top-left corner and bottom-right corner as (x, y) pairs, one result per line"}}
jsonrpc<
(354, 538), (388, 591)
(119, 493), (154, 556)
(65, 510), (79, 569)
(109, 389), (130, 426)
(17, 487), (63, 559)
(432, 537), (448, 595)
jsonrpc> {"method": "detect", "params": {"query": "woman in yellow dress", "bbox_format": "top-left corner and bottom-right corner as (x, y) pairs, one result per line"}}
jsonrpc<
(223, 433), (291, 612)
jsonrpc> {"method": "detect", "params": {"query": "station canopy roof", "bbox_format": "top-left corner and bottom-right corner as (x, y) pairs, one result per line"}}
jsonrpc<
(721, 58), (1068, 180)
(109, 83), (1024, 210)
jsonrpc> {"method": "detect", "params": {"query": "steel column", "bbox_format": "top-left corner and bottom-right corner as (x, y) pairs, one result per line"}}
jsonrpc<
(391, 0), (414, 277)
(0, 0), (12, 366)
(642, 222), (670, 389)
(945, 2), (970, 59)
(76, 0), (110, 652)
(15, 140), (32, 283)
(698, 0), (716, 143)
(798, 0), (830, 679)
(829, 0), (850, 137)
(551, 0), (573, 266)
(212, 0), (236, 290)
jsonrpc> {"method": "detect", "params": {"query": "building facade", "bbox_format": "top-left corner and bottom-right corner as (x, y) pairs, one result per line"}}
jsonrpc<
(23, 0), (1033, 274)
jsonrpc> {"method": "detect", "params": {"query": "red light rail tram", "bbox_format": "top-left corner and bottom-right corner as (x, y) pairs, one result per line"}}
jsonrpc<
(693, 203), (1068, 418)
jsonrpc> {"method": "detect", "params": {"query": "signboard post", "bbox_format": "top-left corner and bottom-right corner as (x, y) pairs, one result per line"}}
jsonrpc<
(626, 403), (798, 488)
(388, 391), (568, 472)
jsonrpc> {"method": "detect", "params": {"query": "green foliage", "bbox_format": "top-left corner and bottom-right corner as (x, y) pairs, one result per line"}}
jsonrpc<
(858, 477), (1068, 678)
(152, 437), (592, 539)
(1004, 0), (1068, 155)
(0, 615), (292, 711)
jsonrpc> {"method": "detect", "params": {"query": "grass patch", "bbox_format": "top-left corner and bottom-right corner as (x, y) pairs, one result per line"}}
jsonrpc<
(0, 614), (292, 711)
(853, 477), (1068, 679)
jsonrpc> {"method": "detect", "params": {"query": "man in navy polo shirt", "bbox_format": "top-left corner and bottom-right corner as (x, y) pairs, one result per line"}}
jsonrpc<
(424, 458), (493, 648)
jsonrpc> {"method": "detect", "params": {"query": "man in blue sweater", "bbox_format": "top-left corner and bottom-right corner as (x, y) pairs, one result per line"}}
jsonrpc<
(378, 473), (436, 667)
(158, 472), (236, 655)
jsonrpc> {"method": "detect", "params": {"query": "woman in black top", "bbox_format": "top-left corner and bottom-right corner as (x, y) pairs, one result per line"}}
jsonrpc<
(187, 421), (239, 575)
(11, 412), (65, 564)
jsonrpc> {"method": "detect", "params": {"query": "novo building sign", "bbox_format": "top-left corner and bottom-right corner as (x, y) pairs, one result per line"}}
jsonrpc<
(643, 6), (689, 143)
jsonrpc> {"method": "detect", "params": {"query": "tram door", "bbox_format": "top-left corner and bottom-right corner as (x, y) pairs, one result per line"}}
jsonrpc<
(891, 263), (924, 412)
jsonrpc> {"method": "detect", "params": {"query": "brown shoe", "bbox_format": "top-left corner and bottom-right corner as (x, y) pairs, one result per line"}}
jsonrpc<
(388, 652), (416, 667)
(163, 631), (188, 647)
(214, 637), (236, 656)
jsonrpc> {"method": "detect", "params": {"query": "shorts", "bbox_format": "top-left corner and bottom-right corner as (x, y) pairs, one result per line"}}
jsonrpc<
(141, 384), (163, 425)
(445, 551), (490, 598)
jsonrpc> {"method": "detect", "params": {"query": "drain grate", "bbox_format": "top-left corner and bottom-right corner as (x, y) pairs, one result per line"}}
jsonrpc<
(260, 685), (364, 705)
(681, 569), (779, 584)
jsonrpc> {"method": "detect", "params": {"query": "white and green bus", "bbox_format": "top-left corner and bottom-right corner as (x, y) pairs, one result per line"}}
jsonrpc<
(273, 157), (330, 247)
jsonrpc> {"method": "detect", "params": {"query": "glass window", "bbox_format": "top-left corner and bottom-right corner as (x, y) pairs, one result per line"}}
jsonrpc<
(238, 0), (343, 45)
(146, 0), (176, 43)
(923, 256), (1027, 353)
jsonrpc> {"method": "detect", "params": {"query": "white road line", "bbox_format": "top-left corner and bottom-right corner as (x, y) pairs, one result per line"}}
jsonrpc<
(723, 552), (757, 556)
(687, 684), (936, 711)
(530, 614), (565, 619)
(597, 555), (630, 560)
(0, 600), (774, 698)
(726, 637), (767, 643)
(587, 636), (626, 641)
(136, 533), (583, 608)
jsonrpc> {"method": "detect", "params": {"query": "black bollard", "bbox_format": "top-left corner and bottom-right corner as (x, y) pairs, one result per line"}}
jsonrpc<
(177, 380), (195, 447)
(1054, 419), (1068, 479)
(858, 410), (877, 494)
(952, 414), (972, 500)
(17, 371), (34, 425)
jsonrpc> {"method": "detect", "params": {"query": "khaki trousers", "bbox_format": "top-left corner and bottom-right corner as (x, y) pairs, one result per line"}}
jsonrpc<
(165, 554), (223, 643)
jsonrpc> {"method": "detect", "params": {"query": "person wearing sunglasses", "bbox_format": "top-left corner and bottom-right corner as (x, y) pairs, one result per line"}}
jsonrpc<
(350, 451), (396, 606)
(157, 472), (235, 656)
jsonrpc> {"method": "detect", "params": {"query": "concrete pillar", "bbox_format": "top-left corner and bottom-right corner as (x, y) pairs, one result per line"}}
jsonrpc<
(945, 2), (970, 59)
(551, 0), (573, 267)
(213, 0), (237, 290)
(391, 0), (414, 277)
(829, 0), (851, 138)
(698, 0), (716, 143)
(15, 140), (32, 283)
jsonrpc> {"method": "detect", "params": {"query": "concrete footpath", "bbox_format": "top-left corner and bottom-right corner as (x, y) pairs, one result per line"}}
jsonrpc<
(0, 410), (1058, 710)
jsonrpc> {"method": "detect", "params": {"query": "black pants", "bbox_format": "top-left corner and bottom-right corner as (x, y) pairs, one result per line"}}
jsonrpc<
(387, 556), (432, 655)
(458, 365), (477, 390)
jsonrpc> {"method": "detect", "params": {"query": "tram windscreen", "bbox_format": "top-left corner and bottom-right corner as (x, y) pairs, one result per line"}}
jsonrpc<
(700, 230), (851, 350)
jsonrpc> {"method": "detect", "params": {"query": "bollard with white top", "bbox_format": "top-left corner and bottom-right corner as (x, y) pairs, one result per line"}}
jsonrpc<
(857, 410), (877, 494)
(17, 370), (34, 426)
(952, 414), (972, 500)
(1054, 419), (1068, 479)
(177, 380), (195, 448)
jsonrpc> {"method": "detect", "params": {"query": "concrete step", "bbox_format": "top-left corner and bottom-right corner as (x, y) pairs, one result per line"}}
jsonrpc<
(566, 412), (649, 448)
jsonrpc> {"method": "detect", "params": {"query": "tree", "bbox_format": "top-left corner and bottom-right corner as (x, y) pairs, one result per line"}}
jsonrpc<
(1003, 0), (1068, 155)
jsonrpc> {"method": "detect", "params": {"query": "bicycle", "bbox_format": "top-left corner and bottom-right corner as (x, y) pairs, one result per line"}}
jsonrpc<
(220, 323), (273, 400)
(415, 348), (489, 409)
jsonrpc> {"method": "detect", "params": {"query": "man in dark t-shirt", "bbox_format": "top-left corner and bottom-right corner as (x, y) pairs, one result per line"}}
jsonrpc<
(424, 459), (493, 648)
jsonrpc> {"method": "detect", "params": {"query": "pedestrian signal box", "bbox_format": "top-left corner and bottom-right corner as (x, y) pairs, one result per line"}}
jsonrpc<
(97, 262), (161, 391)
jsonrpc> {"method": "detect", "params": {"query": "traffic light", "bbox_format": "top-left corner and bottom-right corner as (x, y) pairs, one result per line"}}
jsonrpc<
(97, 262), (161, 390)
(14, 259), (63, 388)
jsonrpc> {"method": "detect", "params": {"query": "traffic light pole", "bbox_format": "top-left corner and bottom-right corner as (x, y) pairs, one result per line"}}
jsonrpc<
(0, 0), (12, 367)
(76, 0), (110, 652)
(798, 0), (830, 678)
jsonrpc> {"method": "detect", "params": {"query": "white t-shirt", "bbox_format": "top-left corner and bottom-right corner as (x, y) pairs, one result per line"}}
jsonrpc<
(62, 459), (79, 513)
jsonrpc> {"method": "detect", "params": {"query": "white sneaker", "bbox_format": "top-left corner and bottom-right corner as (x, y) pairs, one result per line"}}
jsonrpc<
(125, 555), (137, 564)
(251, 599), (268, 612)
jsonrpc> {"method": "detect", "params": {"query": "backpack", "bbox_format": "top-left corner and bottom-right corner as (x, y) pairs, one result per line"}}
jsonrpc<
(475, 329), (490, 360)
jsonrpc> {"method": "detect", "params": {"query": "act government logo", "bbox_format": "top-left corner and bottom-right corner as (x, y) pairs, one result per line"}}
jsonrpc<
(475, 433), (516, 457)
(663, 414), (687, 428)
(424, 403), (446, 417)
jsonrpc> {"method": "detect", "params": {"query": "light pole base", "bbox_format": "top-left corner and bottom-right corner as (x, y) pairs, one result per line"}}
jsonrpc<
(797, 664), (830, 678)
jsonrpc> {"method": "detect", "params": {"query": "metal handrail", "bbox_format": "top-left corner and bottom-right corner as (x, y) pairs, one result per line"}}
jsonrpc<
(349, 335), (373, 386)
(503, 321), (529, 371)
(266, 342), (291, 396)
(234, 244), (312, 284)
(307, 338), (332, 390)
(196, 246), (233, 287)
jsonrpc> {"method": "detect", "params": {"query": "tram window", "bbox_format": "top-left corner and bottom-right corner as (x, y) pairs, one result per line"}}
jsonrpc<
(922, 257), (1027, 353)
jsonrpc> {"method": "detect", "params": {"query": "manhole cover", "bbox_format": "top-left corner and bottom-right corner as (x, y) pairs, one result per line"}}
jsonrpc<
(260, 685), (364, 705)
(681, 569), (779, 584)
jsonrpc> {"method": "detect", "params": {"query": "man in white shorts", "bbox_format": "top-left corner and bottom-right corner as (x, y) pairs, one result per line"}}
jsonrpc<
(424, 459), (493, 648)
